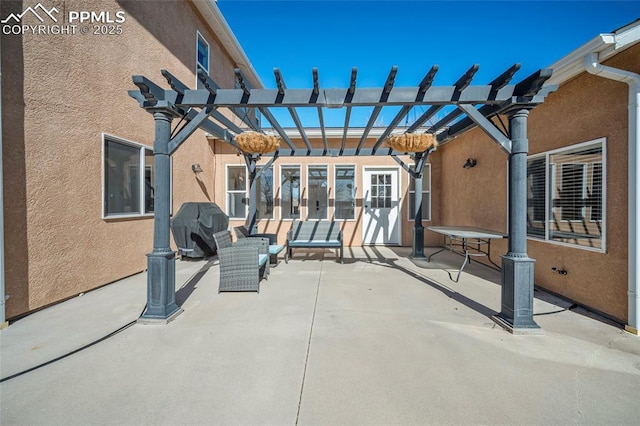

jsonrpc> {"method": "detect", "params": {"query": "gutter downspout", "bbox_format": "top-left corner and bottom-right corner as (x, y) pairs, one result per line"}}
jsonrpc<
(585, 52), (640, 335)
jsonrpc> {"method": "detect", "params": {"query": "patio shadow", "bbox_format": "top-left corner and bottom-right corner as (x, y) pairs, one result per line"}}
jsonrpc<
(175, 258), (218, 306)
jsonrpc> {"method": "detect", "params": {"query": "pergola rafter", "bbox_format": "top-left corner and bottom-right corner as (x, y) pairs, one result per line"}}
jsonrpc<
(129, 63), (556, 334)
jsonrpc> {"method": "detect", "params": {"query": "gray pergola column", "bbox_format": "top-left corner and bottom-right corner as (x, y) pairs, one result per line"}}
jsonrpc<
(411, 153), (426, 258)
(138, 110), (182, 324)
(493, 108), (541, 334)
(245, 154), (258, 235)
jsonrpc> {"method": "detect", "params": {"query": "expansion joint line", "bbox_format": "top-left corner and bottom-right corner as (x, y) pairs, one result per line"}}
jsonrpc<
(295, 254), (323, 425)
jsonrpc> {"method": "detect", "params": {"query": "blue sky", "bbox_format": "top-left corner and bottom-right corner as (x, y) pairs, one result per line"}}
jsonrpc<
(218, 0), (639, 128)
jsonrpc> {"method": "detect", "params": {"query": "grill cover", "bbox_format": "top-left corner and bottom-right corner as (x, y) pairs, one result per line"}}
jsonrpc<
(170, 202), (229, 258)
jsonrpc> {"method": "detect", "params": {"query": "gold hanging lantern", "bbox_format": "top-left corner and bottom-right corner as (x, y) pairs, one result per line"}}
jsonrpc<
(385, 133), (438, 153)
(235, 131), (281, 154)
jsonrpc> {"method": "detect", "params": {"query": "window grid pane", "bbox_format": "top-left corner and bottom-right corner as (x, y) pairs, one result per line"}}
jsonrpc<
(370, 173), (391, 209)
(527, 157), (546, 238)
(335, 166), (355, 220)
(227, 166), (246, 218)
(144, 149), (154, 214)
(105, 140), (141, 215)
(197, 35), (208, 72)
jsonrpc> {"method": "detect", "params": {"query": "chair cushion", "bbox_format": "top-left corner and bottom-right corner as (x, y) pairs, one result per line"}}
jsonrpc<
(288, 240), (341, 248)
(258, 254), (269, 267)
(269, 244), (285, 255)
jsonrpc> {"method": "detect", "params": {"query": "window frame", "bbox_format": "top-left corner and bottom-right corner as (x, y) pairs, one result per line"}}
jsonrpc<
(406, 163), (432, 222)
(196, 31), (209, 88)
(527, 137), (606, 253)
(102, 133), (157, 220)
(225, 164), (247, 219)
(279, 164), (302, 221)
(334, 164), (357, 221)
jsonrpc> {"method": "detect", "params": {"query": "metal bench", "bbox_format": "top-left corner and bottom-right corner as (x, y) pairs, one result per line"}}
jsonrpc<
(286, 220), (343, 263)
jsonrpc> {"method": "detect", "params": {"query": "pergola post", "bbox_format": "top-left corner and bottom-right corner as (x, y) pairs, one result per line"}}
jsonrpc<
(138, 110), (182, 324)
(493, 108), (541, 334)
(411, 153), (427, 258)
(245, 154), (258, 235)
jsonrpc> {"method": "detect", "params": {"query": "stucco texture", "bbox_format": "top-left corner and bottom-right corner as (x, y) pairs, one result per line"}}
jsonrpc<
(1, 0), (238, 318)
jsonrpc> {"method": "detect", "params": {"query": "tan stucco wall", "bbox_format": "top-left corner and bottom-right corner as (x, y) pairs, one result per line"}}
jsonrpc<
(211, 136), (442, 248)
(1, 0), (239, 318)
(437, 43), (639, 322)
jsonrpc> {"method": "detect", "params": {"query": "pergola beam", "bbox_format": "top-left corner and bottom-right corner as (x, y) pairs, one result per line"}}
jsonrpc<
(197, 69), (259, 131)
(340, 68), (358, 154)
(177, 85), (517, 108)
(356, 66), (398, 154)
(456, 104), (512, 154)
(275, 68), (312, 153)
(407, 64), (479, 133)
(372, 66), (439, 153)
(265, 147), (404, 157)
(162, 69), (245, 134)
(312, 68), (329, 153)
(427, 64), (522, 134)
(257, 107), (297, 151)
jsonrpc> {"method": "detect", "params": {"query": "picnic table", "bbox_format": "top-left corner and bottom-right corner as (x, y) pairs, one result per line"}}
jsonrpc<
(427, 226), (507, 282)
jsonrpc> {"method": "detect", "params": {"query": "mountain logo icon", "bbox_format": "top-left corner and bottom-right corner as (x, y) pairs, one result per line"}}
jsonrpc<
(1, 3), (58, 24)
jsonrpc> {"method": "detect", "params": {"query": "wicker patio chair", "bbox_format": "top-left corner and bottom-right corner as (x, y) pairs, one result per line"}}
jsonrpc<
(234, 236), (270, 278)
(212, 230), (233, 252)
(217, 245), (261, 292)
(233, 225), (285, 265)
(213, 230), (269, 292)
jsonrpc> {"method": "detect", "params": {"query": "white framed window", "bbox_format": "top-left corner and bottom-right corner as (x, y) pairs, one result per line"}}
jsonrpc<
(307, 165), (328, 220)
(334, 165), (356, 220)
(102, 134), (155, 219)
(407, 163), (431, 221)
(226, 165), (247, 219)
(196, 31), (209, 89)
(280, 165), (301, 220)
(256, 165), (274, 220)
(526, 138), (606, 251)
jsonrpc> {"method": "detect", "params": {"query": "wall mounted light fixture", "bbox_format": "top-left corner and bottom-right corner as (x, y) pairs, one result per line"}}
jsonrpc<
(191, 163), (203, 173)
(463, 158), (477, 169)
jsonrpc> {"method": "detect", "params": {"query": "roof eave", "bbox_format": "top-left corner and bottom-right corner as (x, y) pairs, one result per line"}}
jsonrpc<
(546, 19), (640, 86)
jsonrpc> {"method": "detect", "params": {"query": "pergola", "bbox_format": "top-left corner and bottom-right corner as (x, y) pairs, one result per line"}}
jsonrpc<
(129, 63), (555, 333)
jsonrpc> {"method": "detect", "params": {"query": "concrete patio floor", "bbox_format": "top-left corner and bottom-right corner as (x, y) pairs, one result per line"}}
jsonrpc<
(1, 247), (639, 425)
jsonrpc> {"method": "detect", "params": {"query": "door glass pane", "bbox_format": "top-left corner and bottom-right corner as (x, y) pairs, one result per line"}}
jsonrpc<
(370, 173), (392, 209)
(281, 166), (301, 219)
(308, 166), (328, 220)
(256, 166), (273, 219)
